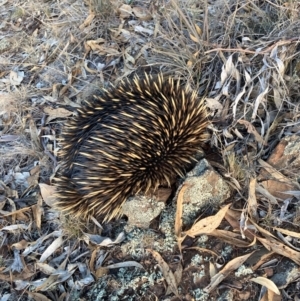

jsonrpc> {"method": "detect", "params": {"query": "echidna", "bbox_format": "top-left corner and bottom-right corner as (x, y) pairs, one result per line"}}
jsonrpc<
(54, 74), (209, 222)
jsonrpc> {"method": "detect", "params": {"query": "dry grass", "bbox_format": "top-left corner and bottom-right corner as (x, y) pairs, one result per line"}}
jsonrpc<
(0, 0), (300, 300)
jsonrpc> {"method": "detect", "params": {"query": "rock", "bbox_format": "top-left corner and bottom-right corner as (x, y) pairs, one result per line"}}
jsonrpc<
(181, 159), (231, 227)
(121, 188), (171, 228)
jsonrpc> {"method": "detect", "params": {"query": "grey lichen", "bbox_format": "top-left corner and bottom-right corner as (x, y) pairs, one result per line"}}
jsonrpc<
(87, 268), (165, 300)
(192, 288), (210, 301)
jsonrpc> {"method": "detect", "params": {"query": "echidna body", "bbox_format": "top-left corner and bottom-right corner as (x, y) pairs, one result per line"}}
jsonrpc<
(55, 74), (208, 222)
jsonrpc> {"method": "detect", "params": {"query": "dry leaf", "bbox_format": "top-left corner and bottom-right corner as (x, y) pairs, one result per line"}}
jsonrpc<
(195, 23), (202, 35)
(238, 120), (266, 145)
(260, 289), (282, 301)
(189, 34), (199, 43)
(225, 209), (242, 229)
(259, 159), (299, 199)
(11, 240), (28, 250)
(255, 183), (278, 205)
(188, 247), (219, 258)
(0, 134), (20, 142)
(22, 231), (62, 256)
(252, 86), (269, 120)
(43, 107), (73, 122)
(250, 219), (277, 239)
(252, 252), (276, 271)
(173, 263), (183, 286)
(39, 236), (64, 263)
(2, 224), (28, 231)
(0, 269), (35, 282)
(36, 262), (56, 275)
(134, 25), (153, 35)
(84, 231), (125, 246)
(85, 39), (120, 56)
(205, 97), (223, 116)
(27, 165), (40, 186)
(32, 195), (43, 230)
(26, 292), (52, 301)
(79, 12), (95, 30)
(232, 86), (246, 119)
(118, 4), (132, 19)
(73, 263), (94, 289)
(132, 6), (152, 21)
(36, 257), (74, 291)
(9, 70), (24, 85)
(204, 252), (254, 293)
(39, 183), (56, 207)
(221, 55), (236, 84)
(89, 249), (98, 274)
(251, 277), (280, 295)
(106, 261), (144, 270)
(209, 261), (218, 278)
(175, 184), (188, 237)
(272, 86), (283, 110)
(256, 236), (300, 265)
(95, 267), (109, 279)
(148, 249), (179, 297)
(248, 178), (258, 219)
(273, 227), (300, 239)
(1, 207), (31, 218)
(209, 229), (254, 248)
(185, 203), (231, 237)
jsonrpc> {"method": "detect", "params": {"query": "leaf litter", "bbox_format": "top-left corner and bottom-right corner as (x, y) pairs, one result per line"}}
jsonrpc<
(0, 0), (300, 300)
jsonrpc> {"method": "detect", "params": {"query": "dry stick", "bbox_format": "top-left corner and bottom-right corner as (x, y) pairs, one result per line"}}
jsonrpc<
(203, 0), (209, 42)
(204, 38), (299, 55)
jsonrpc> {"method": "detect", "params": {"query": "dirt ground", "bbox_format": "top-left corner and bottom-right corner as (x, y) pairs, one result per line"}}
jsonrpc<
(0, 0), (300, 300)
